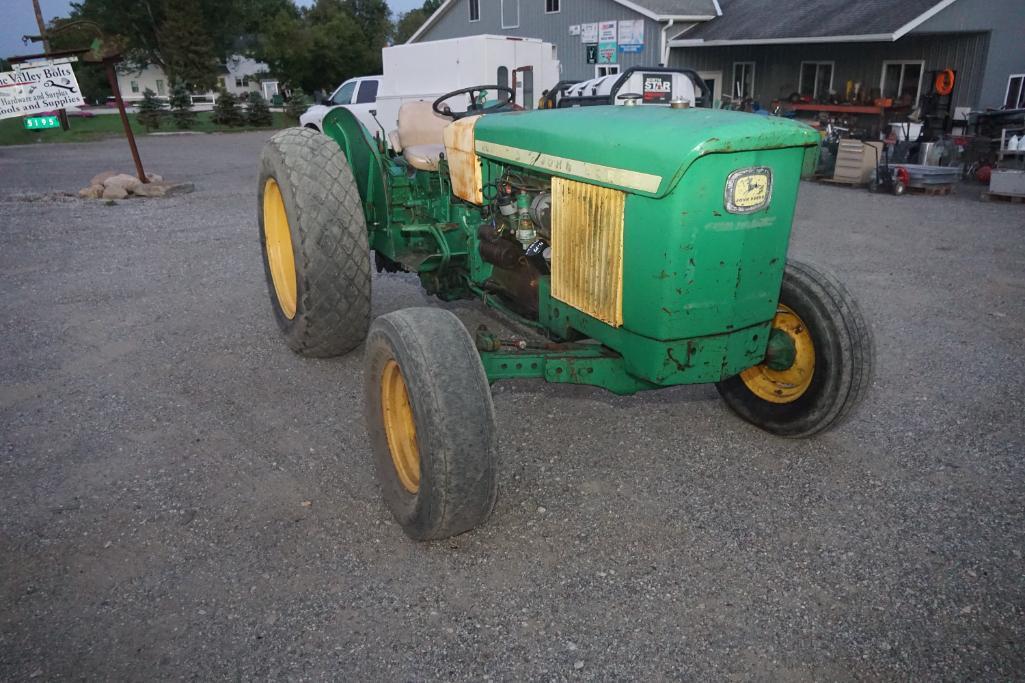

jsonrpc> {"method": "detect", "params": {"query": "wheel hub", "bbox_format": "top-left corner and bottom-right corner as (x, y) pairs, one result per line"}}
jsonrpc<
(380, 360), (420, 494)
(740, 304), (815, 404)
(262, 178), (297, 319)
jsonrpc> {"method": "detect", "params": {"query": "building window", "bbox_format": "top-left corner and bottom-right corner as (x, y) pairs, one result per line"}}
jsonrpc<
(155, 79), (165, 95)
(1006, 74), (1025, 109)
(595, 65), (620, 78)
(799, 62), (833, 100)
(130, 80), (139, 94)
(732, 62), (755, 99)
(546, 0), (560, 13)
(501, 0), (519, 28)
(469, 0), (479, 22)
(881, 60), (924, 104)
(355, 79), (378, 104)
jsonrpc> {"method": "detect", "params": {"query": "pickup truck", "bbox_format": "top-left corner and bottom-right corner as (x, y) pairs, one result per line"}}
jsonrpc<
(299, 75), (382, 134)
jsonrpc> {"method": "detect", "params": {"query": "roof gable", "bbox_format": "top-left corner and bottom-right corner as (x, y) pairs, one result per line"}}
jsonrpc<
(677, 0), (959, 43)
(409, 0), (721, 43)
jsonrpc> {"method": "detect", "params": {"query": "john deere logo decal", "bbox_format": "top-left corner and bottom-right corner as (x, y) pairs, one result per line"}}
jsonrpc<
(725, 167), (772, 214)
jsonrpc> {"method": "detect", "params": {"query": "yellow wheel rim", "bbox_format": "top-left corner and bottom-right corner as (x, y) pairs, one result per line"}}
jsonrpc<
(380, 360), (420, 494)
(740, 304), (815, 404)
(262, 178), (297, 320)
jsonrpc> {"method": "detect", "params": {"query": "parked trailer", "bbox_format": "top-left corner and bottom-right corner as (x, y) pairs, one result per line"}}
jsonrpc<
(374, 35), (561, 149)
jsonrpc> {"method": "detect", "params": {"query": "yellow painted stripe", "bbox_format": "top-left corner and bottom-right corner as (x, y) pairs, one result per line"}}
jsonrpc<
(474, 140), (662, 194)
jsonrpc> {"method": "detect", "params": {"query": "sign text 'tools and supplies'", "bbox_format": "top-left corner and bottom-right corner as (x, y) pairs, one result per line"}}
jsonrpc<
(0, 63), (86, 120)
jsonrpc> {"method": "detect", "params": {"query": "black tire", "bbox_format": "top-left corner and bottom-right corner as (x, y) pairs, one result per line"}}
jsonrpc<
(716, 260), (874, 437)
(258, 127), (370, 357)
(364, 308), (499, 540)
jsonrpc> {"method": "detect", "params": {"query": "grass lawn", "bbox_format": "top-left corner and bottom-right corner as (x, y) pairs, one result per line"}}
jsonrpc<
(0, 111), (294, 146)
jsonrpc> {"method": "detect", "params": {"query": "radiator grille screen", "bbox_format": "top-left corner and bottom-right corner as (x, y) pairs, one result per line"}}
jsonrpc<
(550, 177), (625, 327)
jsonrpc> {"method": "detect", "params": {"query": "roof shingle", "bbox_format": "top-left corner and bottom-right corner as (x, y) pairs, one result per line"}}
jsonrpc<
(683, 0), (951, 40)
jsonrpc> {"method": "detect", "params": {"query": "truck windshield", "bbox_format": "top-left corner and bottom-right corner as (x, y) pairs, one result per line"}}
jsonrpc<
(332, 81), (356, 105)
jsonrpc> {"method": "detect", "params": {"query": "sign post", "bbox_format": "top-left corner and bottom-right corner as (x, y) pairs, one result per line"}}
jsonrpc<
(9, 21), (149, 184)
(103, 59), (147, 183)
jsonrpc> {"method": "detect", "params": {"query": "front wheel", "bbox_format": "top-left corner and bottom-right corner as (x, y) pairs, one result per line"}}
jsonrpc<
(258, 127), (371, 357)
(716, 260), (874, 437)
(364, 308), (499, 540)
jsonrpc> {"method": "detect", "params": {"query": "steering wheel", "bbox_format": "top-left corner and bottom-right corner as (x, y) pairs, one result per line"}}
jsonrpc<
(432, 85), (515, 120)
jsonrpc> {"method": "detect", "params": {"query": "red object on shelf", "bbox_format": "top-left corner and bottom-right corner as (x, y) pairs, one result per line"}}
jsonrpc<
(786, 103), (886, 115)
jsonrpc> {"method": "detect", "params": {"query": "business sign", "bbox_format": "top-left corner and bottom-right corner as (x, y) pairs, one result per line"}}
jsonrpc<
(598, 21), (617, 64)
(23, 115), (60, 129)
(586, 44), (598, 64)
(618, 20), (644, 46)
(581, 23), (598, 43)
(642, 74), (672, 103)
(0, 62), (85, 120)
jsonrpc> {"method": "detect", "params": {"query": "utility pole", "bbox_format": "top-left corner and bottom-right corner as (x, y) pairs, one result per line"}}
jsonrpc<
(30, 0), (70, 130)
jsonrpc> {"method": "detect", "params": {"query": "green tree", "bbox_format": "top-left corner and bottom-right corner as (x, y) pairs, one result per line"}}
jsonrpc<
(45, 17), (112, 104)
(393, 0), (441, 44)
(159, 0), (219, 90)
(64, 0), (295, 72)
(256, 0), (391, 95)
(212, 89), (244, 126)
(246, 91), (273, 126)
(284, 90), (310, 123)
(137, 88), (166, 130)
(169, 82), (196, 128)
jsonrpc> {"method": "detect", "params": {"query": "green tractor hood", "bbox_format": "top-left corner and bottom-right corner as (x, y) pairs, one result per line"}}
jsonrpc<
(473, 107), (820, 198)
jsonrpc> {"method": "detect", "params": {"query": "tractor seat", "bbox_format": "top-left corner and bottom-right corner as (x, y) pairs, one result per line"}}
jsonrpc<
(392, 100), (451, 171)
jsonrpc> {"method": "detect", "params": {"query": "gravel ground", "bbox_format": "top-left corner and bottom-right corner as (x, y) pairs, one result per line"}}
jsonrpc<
(1, 132), (1023, 680)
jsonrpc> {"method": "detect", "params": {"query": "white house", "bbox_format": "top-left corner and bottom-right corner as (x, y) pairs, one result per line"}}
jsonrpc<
(116, 55), (279, 103)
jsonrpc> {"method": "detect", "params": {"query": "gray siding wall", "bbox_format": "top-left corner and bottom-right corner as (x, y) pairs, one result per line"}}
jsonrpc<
(669, 32), (990, 110)
(416, 0), (667, 82)
(912, 0), (1025, 108)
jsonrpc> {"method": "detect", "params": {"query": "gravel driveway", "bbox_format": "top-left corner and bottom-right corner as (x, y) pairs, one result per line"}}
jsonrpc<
(1, 132), (1023, 680)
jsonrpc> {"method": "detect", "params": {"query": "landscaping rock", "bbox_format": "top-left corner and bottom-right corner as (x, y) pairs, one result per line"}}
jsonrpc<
(89, 170), (117, 186)
(104, 173), (142, 194)
(101, 185), (129, 200)
(133, 181), (195, 198)
(146, 173), (163, 183)
(78, 184), (104, 199)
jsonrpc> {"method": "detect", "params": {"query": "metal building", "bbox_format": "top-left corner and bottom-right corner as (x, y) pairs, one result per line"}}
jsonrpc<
(411, 0), (1025, 110)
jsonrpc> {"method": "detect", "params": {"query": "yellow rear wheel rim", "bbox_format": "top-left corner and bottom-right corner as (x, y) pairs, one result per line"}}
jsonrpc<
(381, 360), (420, 494)
(262, 178), (297, 320)
(740, 304), (815, 404)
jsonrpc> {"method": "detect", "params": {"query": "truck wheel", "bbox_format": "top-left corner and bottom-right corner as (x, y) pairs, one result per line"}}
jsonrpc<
(364, 308), (499, 540)
(258, 127), (370, 357)
(716, 260), (873, 437)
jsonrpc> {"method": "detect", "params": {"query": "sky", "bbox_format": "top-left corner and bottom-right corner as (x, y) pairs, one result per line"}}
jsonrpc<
(1, 0), (424, 63)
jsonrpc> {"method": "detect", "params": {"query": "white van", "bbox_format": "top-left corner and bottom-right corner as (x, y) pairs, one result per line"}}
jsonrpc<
(299, 75), (382, 134)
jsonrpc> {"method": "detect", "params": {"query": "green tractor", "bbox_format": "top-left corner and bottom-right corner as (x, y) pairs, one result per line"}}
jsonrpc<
(257, 85), (873, 541)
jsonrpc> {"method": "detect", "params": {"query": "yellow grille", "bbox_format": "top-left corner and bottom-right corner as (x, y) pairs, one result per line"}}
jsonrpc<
(550, 177), (625, 327)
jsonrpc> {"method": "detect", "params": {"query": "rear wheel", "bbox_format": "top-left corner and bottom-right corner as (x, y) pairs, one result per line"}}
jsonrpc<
(258, 127), (371, 357)
(716, 260), (873, 437)
(364, 308), (499, 540)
